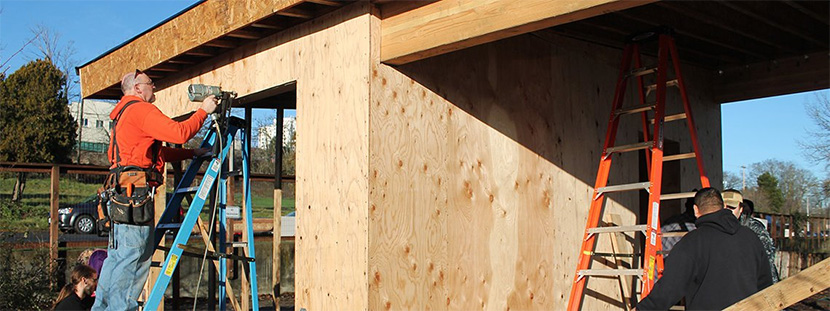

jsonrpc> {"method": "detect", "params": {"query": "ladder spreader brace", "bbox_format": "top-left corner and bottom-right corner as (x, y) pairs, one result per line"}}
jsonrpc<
(145, 115), (259, 311)
(567, 27), (710, 310)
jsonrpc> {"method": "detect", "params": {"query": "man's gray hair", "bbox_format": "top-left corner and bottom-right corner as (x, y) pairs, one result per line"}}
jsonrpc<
(121, 71), (138, 95)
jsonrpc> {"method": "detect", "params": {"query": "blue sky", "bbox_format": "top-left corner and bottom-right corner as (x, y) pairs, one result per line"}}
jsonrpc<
(1, 1), (827, 179)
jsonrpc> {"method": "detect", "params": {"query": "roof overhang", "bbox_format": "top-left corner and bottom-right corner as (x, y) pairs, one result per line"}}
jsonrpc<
(77, 0), (355, 99)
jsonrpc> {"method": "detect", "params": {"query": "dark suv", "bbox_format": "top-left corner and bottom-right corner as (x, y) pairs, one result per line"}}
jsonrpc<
(58, 194), (99, 234)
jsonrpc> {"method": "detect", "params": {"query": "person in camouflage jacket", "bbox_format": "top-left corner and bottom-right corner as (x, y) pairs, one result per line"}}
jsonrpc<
(723, 189), (779, 283)
(741, 199), (779, 283)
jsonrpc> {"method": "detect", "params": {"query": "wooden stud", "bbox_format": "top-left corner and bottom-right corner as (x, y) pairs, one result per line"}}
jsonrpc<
(49, 165), (59, 289)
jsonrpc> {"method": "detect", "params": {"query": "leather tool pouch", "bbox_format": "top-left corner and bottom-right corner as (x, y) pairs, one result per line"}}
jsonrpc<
(105, 166), (161, 226)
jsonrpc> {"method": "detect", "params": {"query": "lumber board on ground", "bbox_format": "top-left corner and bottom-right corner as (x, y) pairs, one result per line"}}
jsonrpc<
(725, 257), (830, 311)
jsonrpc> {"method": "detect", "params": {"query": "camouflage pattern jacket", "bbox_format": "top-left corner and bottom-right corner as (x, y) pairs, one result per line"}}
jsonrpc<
(741, 215), (779, 283)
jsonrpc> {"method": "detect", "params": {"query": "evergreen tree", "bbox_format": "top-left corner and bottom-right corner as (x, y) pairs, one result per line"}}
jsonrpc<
(0, 59), (77, 201)
(757, 172), (785, 213)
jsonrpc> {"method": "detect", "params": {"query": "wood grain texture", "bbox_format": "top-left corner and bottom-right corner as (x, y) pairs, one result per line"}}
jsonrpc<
(381, 0), (656, 65)
(78, 0), (304, 98)
(726, 257), (830, 311)
(151, 3), (372, 309)
(369, 28), (721, 310)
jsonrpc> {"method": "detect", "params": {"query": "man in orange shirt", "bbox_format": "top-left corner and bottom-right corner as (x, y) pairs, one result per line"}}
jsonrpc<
(92, 69), (217, 311)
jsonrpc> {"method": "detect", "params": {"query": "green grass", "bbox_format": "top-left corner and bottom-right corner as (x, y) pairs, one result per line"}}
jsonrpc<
(1, 176), (295, 232)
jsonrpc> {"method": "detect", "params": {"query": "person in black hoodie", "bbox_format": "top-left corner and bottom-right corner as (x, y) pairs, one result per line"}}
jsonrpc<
(636, 188), (773, 310)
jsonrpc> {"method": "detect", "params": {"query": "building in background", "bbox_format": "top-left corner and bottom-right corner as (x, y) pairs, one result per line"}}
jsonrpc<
(69, 99), (116, 153)
(256, 116), (296, 149)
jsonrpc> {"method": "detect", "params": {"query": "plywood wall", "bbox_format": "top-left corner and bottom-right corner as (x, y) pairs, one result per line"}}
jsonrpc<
(368, 17), (722, 311)
(152, 3), (372, 310)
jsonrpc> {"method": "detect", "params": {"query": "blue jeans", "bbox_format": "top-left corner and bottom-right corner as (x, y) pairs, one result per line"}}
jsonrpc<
(92, 223), (154, 311)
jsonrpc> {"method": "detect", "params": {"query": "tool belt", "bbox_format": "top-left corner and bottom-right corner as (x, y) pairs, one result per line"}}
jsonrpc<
(99, 166), (162, 226)
(97, 99), (162, 228)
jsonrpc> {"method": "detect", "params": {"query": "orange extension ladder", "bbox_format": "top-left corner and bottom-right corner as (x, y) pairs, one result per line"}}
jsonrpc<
(567, 27), (710, 310)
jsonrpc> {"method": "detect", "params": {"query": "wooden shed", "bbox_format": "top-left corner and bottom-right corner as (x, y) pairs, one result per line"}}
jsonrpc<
(77, 1), (829, 309)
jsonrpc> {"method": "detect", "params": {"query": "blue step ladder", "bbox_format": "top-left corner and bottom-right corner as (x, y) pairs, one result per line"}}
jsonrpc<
(144, 116), (259, 311)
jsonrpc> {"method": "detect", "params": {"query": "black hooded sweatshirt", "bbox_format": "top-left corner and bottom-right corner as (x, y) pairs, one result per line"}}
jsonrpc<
(637, 209), (773, 310)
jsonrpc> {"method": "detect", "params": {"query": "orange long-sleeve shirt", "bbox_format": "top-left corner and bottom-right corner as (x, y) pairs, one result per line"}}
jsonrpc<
(107, 95), (208, 174)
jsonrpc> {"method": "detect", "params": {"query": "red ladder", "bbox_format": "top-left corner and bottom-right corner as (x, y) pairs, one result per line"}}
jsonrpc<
(567, 27), (710, 310)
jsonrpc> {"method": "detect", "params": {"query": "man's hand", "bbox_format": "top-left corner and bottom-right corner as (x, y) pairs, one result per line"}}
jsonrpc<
(200, 95), (218, 114)
(193, 147), (212, 157)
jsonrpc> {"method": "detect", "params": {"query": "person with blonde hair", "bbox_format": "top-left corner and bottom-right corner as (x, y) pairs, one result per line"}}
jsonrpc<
(53, 264), (98, 310)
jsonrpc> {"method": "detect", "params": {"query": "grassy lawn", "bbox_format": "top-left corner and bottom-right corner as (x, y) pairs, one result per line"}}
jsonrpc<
(1, 176), (295, 232)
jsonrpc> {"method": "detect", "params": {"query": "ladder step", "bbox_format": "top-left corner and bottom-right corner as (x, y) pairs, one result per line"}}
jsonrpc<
(592, 252), (642, 258)
(662, 231), (688, 238)
(227, 170), (243, 177)
(606, 141), (652, 154)
(176, 186), (200, 194)
(587, 225), (647, 234)
(663, 152), (696, 162)
(578, 269), (643, 277)
(615, 103), (655, 116)
(627, 66), (657, 78)
(229, 241), (249, 248)
(156, 223), (182, 230)
(597, 182), (650, 196)
(650, 113), (688, 124)
(645, 79), (679, 93)
(660, 192), (696, 200)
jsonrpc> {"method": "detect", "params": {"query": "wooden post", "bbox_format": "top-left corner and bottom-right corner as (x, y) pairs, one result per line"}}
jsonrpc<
(144, 166), (167, 309)
(726, 257), (830, 310)
(49, 165), (59, 290)
(272, 108), (284, 308)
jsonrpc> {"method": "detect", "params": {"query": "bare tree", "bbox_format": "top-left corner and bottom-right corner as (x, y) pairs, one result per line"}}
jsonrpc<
(29, 25), (79, 103)
(801, 92), (830, 169)
(723, 170), (742, 190)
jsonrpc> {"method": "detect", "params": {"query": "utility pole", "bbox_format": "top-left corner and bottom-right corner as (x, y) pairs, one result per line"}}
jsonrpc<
(741, 165), (746, 191)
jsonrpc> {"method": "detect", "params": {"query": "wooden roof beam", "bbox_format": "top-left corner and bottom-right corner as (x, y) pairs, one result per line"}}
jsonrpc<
(227, 29), (263, 40)
(381, 0), (656, 65)
(204, 38), (241, 49)
(306, 0), (340, 7)
(782, 0), (829, 27)
(77, 0), (306, 98)
(719, 1), (827, 47)
(278, 7), (314, 19)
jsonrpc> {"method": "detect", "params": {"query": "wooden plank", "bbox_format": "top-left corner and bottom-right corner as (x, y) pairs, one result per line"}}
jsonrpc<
(49, 165), (59, 288)
(380, 0), (655, 65)
(725, 257), (830, 311)
(273, 189), (282, 307)
(78, 0), (306, 98)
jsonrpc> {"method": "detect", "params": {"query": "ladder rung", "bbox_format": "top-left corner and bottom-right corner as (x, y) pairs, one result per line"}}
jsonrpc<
(662, 231), (688, 238)
(646, 79), (679, 93)
(592, 252), (642, 258)
(627, 66), (657, 78)
(229, 241), (249, 248)
(650, 113), (687, 124)
(578, 269), (643, 277)
(663, 152), (696, 162)
(660, 192), (696, 200)
(615, 103), (655, 116)
(227, 170), (243, 177)
(587, 225), (647, 234)
(176, 186), (200, 194)
(606, 141), (652, 154)
(157, 223), (182, 230)
(597, 182), (650, 196)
